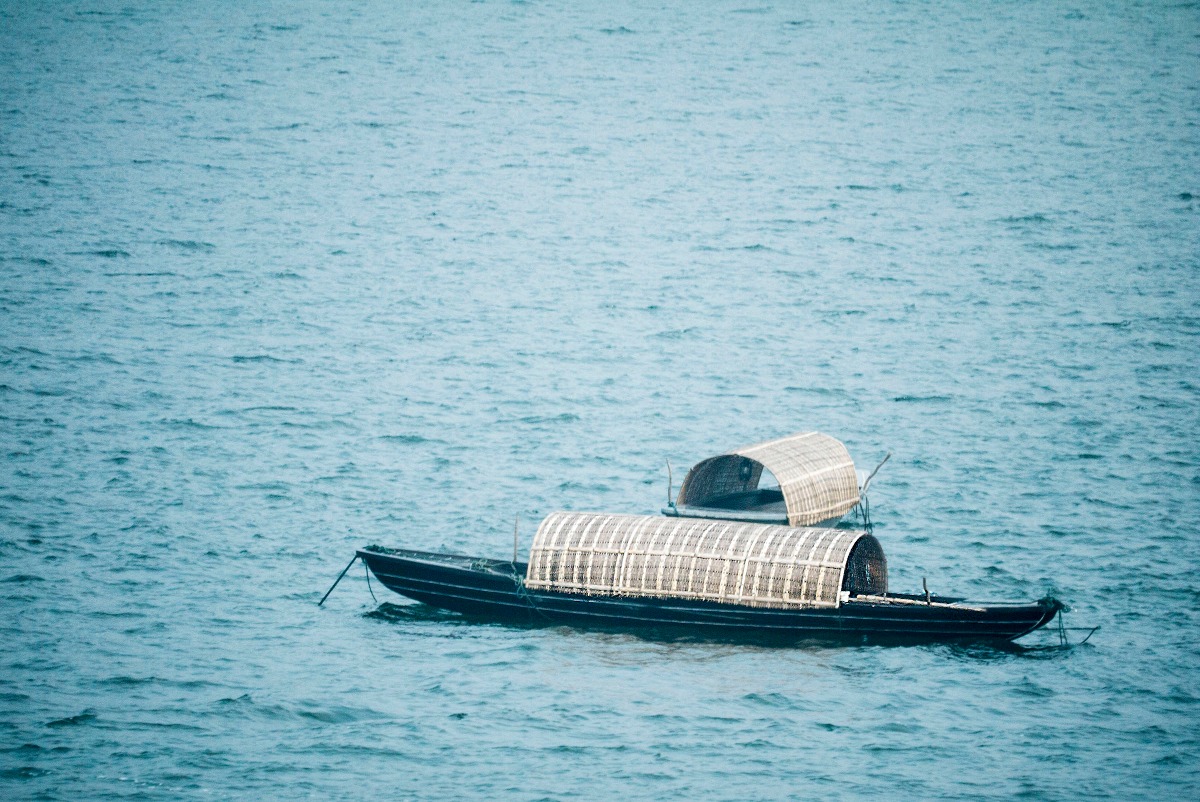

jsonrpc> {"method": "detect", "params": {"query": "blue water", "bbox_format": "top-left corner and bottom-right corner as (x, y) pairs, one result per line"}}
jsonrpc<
(2, 0), (1198, 798)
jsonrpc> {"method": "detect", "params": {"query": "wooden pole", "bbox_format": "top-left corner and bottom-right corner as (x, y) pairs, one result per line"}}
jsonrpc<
(666, 459), (673, 507)
(319, 555), (358, 606)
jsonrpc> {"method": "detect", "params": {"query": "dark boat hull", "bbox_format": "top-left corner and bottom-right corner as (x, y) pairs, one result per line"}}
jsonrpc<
(357, 547), (1061, 643)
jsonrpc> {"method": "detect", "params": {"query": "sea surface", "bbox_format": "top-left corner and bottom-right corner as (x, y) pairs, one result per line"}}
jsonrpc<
(2, 1), (1198, 799)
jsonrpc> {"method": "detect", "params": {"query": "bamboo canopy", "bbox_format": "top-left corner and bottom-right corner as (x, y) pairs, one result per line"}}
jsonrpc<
(525, 512), (886, 610)
(676, 431), (861, 526)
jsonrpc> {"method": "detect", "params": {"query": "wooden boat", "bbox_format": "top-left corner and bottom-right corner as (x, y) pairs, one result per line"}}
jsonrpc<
(663, 431), (889, 527)
(352, 512), (1062, 643)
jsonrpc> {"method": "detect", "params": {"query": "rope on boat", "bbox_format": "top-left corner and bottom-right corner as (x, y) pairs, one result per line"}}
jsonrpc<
(851, 452), (889, 529)
(854, 493), (873, 529)
(1054, 605), (1099, 646)
(318, 555), (358, 606)
(364, 558), (378, 604)
(512, 571), (553, 623)
(1061, 625), (1100, 645)
(507, 514), (552, 621)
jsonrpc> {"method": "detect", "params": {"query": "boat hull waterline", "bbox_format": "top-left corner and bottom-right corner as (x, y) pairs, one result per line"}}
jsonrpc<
(356, 547), (1062, 642)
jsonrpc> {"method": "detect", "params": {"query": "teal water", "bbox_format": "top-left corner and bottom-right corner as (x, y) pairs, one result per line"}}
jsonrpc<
(2, 0), (1198, 798)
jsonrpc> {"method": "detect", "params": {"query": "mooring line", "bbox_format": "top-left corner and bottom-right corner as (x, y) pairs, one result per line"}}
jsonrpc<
(1053, 603), (1100, 647)
(364, 558), (378, 604)
(1062, 625), (1100, 645)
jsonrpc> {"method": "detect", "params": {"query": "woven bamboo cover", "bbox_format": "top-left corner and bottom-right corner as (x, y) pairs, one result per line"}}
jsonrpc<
(677, 431), (860, 526)
(525, 512), (880, 609)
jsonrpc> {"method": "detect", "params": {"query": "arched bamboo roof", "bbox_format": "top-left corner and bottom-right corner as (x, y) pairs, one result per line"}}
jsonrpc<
(676, 431), (860, 527)
(525, 512), (886, 610)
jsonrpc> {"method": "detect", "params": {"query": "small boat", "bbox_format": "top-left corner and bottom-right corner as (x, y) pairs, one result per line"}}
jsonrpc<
(351, 511), (1062, 643)
(663, 431), (889, 527)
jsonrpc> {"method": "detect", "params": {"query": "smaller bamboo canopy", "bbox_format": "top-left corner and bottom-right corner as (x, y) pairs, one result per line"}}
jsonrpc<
(676, 431), (860, 526)
(525, 512), (886, 610)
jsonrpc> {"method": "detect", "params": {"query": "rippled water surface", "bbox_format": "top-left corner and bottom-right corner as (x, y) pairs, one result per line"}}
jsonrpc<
(3, 0), (1199, 798)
